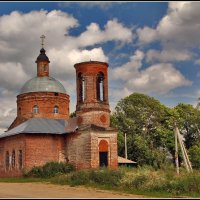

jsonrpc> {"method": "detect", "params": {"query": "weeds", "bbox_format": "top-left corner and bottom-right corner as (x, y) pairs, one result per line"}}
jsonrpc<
(24, 162), (75, 178)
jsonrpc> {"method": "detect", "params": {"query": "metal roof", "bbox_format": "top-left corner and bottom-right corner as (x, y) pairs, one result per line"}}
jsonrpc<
(0, 118), (78, 139)
(20, 76), (66, 95)
(118, 156), (137, 164)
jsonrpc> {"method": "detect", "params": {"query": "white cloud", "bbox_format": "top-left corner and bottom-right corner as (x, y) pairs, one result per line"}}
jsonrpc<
(0, 62), (29, 91)
(137, 27), (157, 44)
(137, 2), (200, 49)
(111, 50), (144, 80)
(75, 19), (133, 48)
(146, 49), (193, 63)
(110, 50), (192, 98)
(127, 63), (192, 94)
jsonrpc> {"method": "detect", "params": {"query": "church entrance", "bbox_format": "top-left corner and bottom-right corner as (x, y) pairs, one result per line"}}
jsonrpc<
(99, 140), (108, 167)
(99, 152), (108, 167)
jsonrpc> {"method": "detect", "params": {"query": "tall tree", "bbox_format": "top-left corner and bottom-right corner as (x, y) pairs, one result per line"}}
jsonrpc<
(111, 93), (174, 168)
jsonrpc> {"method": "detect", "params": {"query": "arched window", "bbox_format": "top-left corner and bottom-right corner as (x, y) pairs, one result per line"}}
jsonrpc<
(5, 151), (9, 170)
(78, 73), (85, 102)
(54, 106), (59, 114)
(18, 150), (23, 170)
(12, 150), (15, 168)
(96, 72), (104, 101)
(33, 105), (39, 114)
(18, 107), (21, 115)
(43, 64), (47, 72)
(99, 140), (108, 167)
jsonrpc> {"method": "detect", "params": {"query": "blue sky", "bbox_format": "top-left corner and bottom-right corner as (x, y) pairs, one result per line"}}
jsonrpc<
(0, 2), (200, 131)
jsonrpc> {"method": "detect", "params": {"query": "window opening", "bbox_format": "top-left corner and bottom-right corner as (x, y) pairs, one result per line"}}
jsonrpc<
(19, 150), (23, 170)
(78, 73), (85, 102)
(96, 72), (104, 101)
(12, 150), (15, 168)
(33, 105), (39, 114)
(54, 106), (59, 114)
(5, 151), (9, 170)
(18, 107), (21, 115)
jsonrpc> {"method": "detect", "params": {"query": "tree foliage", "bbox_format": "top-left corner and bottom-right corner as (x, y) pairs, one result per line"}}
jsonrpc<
(111, 92), (200, 169)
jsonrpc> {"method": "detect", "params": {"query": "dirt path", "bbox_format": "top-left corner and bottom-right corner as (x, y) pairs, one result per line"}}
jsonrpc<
(0, 182), (149, 198)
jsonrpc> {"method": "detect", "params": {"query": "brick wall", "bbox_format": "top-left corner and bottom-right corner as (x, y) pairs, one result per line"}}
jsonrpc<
(37, 61), (49, 77)
(65, 131), (91, 169)
(66, 129), (118, 170)
(74, 61), (110, 128)
(0, 134), (26, 177)
(90, 130), (118, 169)
(24, 134), (65, 171)
(8, 92), (70, 130)
(17, 92), (70, 119)
(0, 134), (66, 177)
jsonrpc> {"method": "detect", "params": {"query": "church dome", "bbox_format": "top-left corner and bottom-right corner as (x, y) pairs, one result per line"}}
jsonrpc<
(20, 76), (66, 95)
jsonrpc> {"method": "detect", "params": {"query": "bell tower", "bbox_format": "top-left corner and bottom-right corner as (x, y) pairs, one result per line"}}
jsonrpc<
(74, 61), (110, 128)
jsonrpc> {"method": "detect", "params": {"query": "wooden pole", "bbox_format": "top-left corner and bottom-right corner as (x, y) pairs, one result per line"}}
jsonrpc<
(176, 126), (192, 173)
(179, 135), (193, 172)
(174, 125), (179, 175)
(125, 132), (127, 159)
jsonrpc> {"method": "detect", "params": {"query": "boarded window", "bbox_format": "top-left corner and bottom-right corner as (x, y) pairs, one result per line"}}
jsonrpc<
(12, 150), (15, 168)
(5, 151), (9, 170)
(18, 150), (23, 170)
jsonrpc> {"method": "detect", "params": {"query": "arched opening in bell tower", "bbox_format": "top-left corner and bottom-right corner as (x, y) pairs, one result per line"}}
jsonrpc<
(96, 72), (104, 102)
(78, 73), (85, 103)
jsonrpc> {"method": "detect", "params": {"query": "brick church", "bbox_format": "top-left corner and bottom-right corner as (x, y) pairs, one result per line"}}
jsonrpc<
(0, 38), (118, 177)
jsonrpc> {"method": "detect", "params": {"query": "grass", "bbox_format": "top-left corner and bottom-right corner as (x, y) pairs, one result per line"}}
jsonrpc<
(0, 164), (199, 198)
(0, 177), (47, 183)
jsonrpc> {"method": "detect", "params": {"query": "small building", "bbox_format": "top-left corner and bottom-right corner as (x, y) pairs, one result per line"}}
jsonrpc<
(118, 156), (137, 167)
(0, 42), (118, 177)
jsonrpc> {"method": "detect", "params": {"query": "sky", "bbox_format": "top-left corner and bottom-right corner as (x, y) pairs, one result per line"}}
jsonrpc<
(0, 1), (200, 132)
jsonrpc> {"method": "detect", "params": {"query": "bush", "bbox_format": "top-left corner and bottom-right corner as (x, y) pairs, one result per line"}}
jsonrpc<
(188, 145), (200, 169)
(70, 170), (90, 186)
(130, 174), (148, 189)
(68, 168), (124, 187)
(24, 162), (75, 178)
(89, 168), (123, 186)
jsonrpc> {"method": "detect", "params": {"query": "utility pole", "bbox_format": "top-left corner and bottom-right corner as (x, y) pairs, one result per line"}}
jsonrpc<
(174, 122), (179, 175)
(124, 132), (127, 159)
(174, 123), (193, 174)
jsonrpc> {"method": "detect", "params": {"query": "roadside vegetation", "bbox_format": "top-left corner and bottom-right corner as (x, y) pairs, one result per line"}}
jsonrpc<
(2, 162), (197, 198)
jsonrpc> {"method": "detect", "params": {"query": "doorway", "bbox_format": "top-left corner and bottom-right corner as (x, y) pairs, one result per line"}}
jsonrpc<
(99, 152), (108, 167)
(99, 139), (108, 167)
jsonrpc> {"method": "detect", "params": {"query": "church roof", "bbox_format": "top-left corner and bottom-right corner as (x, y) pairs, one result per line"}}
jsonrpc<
(0, 117), (78, 138)
(20, 76), (67, 95)
(35, 48), (50, 63)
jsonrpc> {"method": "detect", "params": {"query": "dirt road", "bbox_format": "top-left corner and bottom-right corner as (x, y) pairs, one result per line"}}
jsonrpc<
(0, 182), (148, 198)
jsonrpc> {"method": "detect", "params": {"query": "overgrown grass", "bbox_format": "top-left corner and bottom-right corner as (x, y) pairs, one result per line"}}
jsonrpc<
(50, 165), (200, 198)
(0, 163), (199, 198)
(23, 162), (75, 178)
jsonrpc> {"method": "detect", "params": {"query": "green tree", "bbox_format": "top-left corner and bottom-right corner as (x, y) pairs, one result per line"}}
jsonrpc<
(174, 103), (200, 149)
(188, 144), (200, 169)
(111, 93), (174, 168)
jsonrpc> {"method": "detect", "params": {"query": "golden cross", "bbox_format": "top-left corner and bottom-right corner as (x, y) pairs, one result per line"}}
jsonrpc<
(40, 35), (45, 48)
